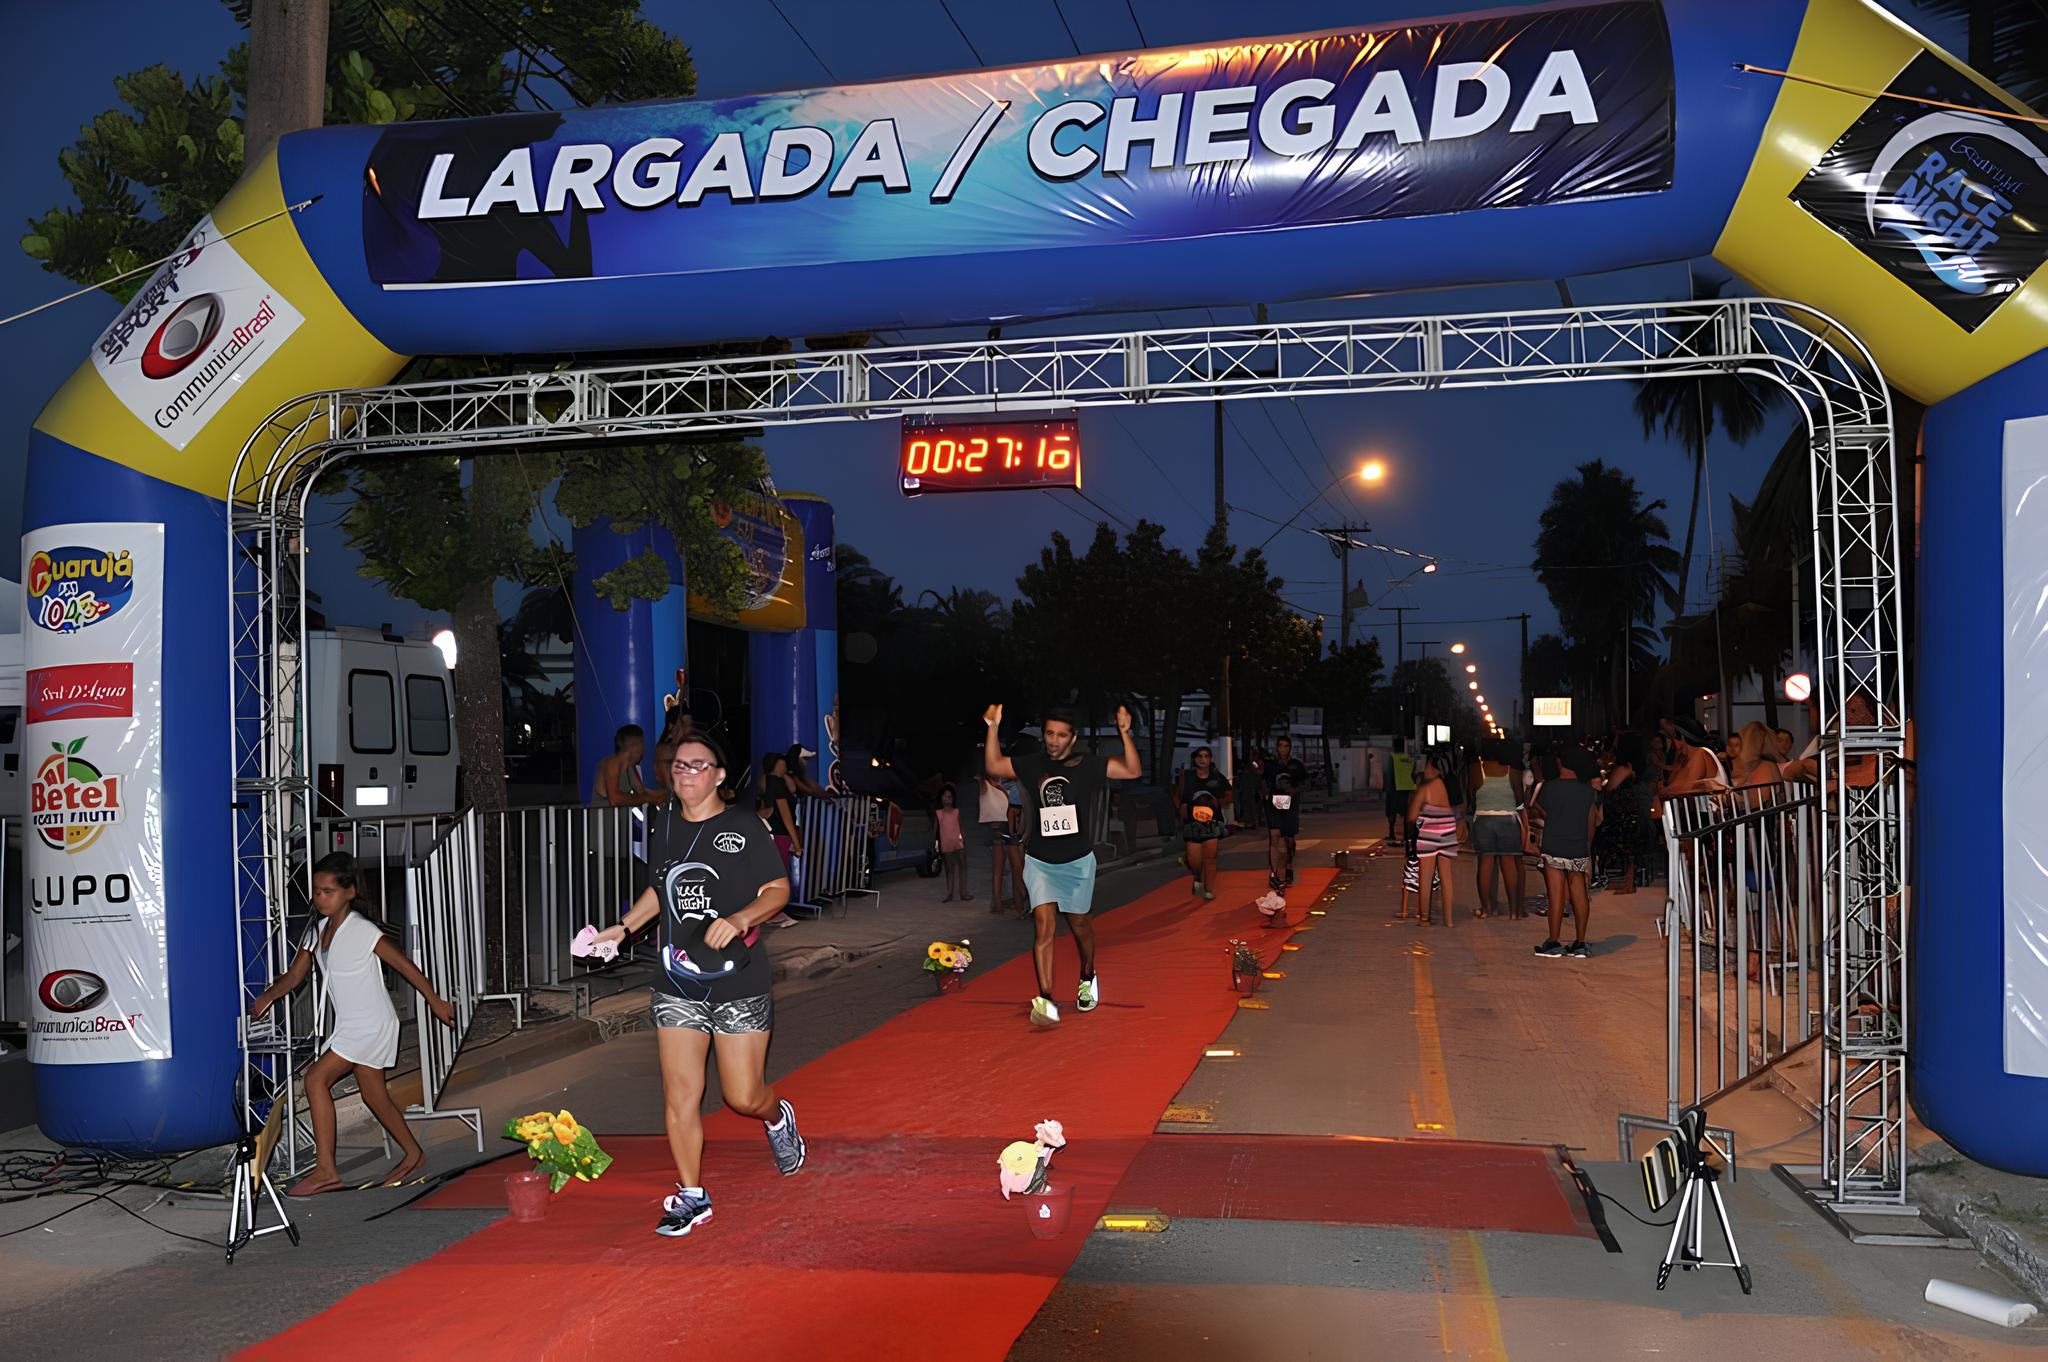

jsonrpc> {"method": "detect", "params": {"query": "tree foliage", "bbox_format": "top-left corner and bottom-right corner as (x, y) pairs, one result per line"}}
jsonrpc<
(1533, 459), (1680, 731)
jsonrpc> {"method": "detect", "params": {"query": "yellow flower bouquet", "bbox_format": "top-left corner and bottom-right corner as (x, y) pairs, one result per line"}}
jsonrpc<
(922, 938), (973, 993)
(501, 1108), (613, 1192)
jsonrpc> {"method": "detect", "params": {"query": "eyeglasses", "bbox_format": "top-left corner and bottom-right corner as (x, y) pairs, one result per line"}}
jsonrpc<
(670, 759), (717, 775)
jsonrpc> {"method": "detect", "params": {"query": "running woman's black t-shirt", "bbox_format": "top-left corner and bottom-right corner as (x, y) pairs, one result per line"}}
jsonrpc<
(1178, 768), (1230, 816)
(1012, 748), (1114, 865)
(639, 805), (789, 1003)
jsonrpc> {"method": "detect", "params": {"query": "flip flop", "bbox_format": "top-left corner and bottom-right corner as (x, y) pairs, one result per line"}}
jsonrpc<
(382, 1157), (426, 1188)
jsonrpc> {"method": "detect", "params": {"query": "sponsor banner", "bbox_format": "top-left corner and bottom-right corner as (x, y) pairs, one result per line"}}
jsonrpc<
(90, 215), (305, 450)
(361, 1), (1673, 290)
(21, 524), (168, 1063)
(1533, 697), (1573, 728)
(690, 495), (805, 631)
(1791, 52), (2048, 333)
(27, 662), (136, 724)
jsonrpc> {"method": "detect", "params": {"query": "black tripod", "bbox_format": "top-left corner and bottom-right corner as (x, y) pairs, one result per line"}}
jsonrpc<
(1653, 1107), (1750, 1294)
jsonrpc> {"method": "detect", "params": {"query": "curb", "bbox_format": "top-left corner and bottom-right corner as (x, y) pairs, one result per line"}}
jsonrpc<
(1910, 1142), (2048, 1303)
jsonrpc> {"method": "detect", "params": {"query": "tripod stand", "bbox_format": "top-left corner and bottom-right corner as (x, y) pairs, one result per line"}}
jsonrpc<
(1653, 1107), (1751, 1294)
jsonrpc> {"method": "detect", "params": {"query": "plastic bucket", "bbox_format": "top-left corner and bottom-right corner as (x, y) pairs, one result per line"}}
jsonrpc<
(1024, 1184), (1072, 1239)
(506, 1169), (550, 1222)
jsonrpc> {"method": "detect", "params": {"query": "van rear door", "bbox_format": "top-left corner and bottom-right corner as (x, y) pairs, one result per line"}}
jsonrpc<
(399, 669), (455, 813)
(341, 650), (403, 817)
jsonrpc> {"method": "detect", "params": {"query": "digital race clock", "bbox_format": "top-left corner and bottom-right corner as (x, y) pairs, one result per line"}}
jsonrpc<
(898, 416), (1080, 496)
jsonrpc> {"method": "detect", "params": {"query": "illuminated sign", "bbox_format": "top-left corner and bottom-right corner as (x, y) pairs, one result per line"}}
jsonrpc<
(1533, 697), (1572, 727)
(899, 417), (1080, 496)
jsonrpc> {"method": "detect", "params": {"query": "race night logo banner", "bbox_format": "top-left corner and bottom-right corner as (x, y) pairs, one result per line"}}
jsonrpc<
(1791, 52), (2048, 332)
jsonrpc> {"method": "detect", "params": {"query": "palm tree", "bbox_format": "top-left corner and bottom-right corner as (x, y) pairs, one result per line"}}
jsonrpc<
(1632, 276), (1786, 612)
(1533, 461), (1682, 730)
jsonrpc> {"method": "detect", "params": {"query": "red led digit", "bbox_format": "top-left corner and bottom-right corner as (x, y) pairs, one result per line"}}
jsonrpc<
(933, 439), (957, 474)
(1047, 435), (1073, 471)
(906, 440), (931, 476)
(965, 437), (988, 474)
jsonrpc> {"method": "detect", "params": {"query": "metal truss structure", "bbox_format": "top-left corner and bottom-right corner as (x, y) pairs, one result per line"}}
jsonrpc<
(225, 298), (1908, 1221)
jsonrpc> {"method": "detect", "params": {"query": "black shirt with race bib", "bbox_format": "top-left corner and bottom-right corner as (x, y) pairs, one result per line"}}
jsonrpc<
(639, 805), (789, 1003)
(1268, 759), (1309, 819)
(1012, 749), (1114, 864)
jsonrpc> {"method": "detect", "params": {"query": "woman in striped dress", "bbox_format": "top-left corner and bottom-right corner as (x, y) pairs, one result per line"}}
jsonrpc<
(1407, 752), (1462, 926)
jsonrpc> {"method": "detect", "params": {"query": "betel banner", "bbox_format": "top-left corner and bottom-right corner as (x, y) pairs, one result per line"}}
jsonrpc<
(21, 525), (168, 1063)
(360, 0), (1673, 290)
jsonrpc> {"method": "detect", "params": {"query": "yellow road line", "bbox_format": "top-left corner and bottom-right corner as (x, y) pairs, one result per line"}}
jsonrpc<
(1411, 950), (1508, 1361)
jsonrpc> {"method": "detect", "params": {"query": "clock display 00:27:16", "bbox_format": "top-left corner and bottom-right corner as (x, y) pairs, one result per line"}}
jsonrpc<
(897, 419), (1080, 494)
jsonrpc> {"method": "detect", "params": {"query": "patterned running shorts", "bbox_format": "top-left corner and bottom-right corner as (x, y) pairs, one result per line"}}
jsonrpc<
(1542, 854), (1592, 875)
(650, 990), (774, 1035)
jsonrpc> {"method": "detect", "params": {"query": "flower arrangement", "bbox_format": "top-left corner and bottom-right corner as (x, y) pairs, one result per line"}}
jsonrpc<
(1256, 890), (1287, 923)
(997, 1119), (1067, 1199)
(503, 1109), (613, 1192)
(1228, 938), (1263, 993)
(923, 938), (973, 992)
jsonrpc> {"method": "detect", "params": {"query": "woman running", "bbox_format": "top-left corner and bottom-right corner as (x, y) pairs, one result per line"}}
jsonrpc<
(248, 853), (454, 1194)
(1176, 745), (1232, 900)
(1407, 751), (1462, 926)
(591, 727), (806, 1238)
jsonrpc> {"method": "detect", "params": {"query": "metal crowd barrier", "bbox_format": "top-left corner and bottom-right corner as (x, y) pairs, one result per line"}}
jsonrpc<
(1620, 782), (1820, 1159)
(402, 810), (524, 1150)
(791, 793), (878, 915)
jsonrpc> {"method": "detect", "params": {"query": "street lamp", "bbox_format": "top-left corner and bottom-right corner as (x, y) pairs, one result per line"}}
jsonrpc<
(1467, 681), (1478, 691)
(1360, 460), (1386, 483)
(1450, 642), (1466, 654)
(1465, 663), (1477, 674)
(1255, 462), (1386, 551)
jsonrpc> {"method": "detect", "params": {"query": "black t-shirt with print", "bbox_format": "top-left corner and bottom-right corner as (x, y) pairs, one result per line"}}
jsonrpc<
(639, 805), (789, 1003)
(1178, 768), (1230, 817)
(1268, 758), (1309, 810)
(1012, 748), (1114, 865)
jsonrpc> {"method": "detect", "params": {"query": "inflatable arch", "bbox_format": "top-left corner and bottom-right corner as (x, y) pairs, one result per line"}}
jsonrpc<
(21, 0), (2048, 1171)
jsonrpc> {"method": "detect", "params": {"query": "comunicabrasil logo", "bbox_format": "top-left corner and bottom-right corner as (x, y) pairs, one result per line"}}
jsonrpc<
(139, 292), (224, 379)
(37, 969), (107, 1014)
(26, 545), (135, 634)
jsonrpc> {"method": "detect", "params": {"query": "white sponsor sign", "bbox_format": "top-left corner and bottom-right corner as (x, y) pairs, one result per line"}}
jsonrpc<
(2004, 417), (2048, 1077)
(1533, 696), (1573, 727)
(22, 525), (168, 1062)
(90, 215), (303, 451)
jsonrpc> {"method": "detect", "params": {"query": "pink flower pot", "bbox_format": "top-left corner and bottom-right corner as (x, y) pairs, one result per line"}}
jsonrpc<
(1024, 1184), (1072, 1239)
(506, 1169), (550, 1222)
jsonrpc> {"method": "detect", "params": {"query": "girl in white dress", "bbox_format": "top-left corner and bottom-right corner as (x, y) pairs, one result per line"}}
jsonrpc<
(248, 854), (455, 1195)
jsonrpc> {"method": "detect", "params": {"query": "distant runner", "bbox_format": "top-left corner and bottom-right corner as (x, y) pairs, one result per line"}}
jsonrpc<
(1266, 734), (1309, 890)
(983, 703), (1142, 1027)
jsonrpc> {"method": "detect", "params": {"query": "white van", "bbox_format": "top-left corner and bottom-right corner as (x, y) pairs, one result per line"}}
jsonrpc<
(306, 627), (459, 819)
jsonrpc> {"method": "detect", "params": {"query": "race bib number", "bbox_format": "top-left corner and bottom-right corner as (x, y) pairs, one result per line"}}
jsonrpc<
(1038, 805), (1080, 838)
(1270, 795), (1293, 811)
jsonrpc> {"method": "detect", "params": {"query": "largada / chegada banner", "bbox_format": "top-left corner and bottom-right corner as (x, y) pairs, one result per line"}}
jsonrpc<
(21, 525), (168, 1063)
(361, 0), (1675, 290)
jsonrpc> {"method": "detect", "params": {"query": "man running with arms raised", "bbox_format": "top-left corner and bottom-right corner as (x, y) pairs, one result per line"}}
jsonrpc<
(984, 704), (1142, 1027)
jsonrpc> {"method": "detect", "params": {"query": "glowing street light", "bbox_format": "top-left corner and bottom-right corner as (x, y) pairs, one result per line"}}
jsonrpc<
(1465, 663), (1477, 674)
(1422, 561), (1438, 574)
(1360, 459), (1387, 483)
(1467, 681), (1478, 690)
(1450, 642), (1466, 654)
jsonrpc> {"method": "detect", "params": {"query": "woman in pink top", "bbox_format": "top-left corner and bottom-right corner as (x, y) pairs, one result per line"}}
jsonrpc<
(936, 784), (972, 902)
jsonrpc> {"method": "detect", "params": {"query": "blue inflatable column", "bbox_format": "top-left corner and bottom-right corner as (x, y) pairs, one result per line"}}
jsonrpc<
(1915, 349), (2048, 1173)
(571, 519), (687, 802)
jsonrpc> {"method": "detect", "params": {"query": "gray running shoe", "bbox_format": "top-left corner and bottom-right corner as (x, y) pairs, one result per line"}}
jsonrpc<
(764, 1099), (806, 1176)
(656, 1185), (713, 1237)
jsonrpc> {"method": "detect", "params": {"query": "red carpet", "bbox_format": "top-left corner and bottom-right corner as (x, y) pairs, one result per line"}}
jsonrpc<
(1109, 1134), (1597, 1238)
(239, 868), (1334, 1362)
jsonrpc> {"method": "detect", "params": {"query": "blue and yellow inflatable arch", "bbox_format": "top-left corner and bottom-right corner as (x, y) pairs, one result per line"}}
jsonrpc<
(24, 0), (2048, 1165)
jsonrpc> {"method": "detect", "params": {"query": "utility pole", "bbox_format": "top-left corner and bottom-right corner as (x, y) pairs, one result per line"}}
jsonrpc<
(1213, 400), (1226, 531)
(1317, 524), (1372, 650)
(1382, 605), (1413, 741)
(1517, 612), (1530, 737)
(245, 0), (330, 167)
